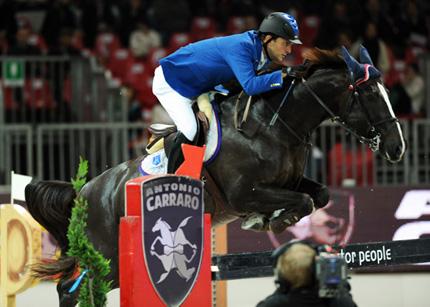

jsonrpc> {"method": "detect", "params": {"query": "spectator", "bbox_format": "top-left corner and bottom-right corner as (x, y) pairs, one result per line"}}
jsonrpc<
(78, 0), (119, 49)
(48, 28), (80, 122)
(0, 0), (17, 46)
(78, 0), (98, 49)
(48, 27), (80, 56)
(257, 242), (357, 307)
(118, 0), (149, 46)
(147, 0), (191, 45)
(315, 1), (358, 49)
(389, 82), (412, 116)
(402, 63), (425, 116)
(129, 23), (161, 59)
(362, 0), (395, 44)
(350, 21), (391, 75)
(8, 17), (40, 56)
(122, 85), (142, 122)
(401, 0), (429, 50)
(187, 0), (215, 17)
(0, 30), (8, 54)
(336, 30), (355, 50)
(41, 0), (78, 50)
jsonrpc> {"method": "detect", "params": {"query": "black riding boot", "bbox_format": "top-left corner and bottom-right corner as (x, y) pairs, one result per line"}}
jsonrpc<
(166, 132), (193, 174)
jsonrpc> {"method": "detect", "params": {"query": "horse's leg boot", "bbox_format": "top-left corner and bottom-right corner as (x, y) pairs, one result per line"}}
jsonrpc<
(166, 132), (193, 174)
(241, 213), (270, 232)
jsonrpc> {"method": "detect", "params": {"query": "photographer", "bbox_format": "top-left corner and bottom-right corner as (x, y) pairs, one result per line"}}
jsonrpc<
(257, 242), (358, 307)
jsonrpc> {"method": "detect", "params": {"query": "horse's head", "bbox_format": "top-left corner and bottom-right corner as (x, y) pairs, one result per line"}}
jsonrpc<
(152, 217), (171, 232)
(339, 46), (406, 163)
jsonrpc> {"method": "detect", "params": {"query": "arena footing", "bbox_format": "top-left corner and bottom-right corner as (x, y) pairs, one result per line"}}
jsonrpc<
(211, 238), (430, 280)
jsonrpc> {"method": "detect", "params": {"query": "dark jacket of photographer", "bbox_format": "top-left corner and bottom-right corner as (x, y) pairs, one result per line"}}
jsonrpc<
(256, 284), (358, 307)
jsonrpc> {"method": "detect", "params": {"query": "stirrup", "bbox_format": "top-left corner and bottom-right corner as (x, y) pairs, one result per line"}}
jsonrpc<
(148, 124), (177, 137)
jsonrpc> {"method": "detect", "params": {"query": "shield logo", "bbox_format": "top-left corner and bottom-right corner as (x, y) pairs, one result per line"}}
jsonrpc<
(142, 175), (204, 306)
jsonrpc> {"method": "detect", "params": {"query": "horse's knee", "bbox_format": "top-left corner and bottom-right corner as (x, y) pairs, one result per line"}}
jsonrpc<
(314, 185), (329, 209)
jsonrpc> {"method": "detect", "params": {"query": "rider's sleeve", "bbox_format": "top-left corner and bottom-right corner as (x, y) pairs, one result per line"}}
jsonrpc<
(223, 42), (283, 96)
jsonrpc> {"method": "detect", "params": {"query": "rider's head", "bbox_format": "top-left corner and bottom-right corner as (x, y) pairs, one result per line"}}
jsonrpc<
(259, 12), (302, 66)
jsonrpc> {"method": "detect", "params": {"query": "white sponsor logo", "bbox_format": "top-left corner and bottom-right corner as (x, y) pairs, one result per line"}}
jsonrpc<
(393, 190), (430, 241)
(149, 217), (197, 283)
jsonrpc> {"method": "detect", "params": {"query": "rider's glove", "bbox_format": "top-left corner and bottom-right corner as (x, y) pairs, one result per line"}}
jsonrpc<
(282, 64), (308, 79)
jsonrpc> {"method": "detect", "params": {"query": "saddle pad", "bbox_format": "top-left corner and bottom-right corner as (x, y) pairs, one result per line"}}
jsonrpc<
(140, 148), (168, 175)
(140, 100), (221, 176)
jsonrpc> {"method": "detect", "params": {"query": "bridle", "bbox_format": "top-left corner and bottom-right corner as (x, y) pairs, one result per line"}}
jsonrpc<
(269, 69), (399, 152)
(302, 77), (398, 152)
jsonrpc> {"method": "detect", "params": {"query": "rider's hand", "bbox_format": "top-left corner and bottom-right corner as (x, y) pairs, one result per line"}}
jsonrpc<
(282, 64), (308, 79)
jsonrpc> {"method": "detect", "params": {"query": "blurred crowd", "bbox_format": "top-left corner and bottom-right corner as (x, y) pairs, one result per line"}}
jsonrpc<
(0, 0), (429, 121)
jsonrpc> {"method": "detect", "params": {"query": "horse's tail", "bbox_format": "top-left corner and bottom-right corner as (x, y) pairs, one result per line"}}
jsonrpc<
(178, 216), (192, 229)
(25, 180), (79, 280)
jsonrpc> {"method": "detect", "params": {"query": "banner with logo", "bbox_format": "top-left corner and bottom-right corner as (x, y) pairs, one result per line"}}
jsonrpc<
(141, 176), (204, 306)
(227, 187), (430, 270)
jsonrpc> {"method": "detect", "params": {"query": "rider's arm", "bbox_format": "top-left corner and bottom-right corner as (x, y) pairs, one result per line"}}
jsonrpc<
(223, 41), (283, 96)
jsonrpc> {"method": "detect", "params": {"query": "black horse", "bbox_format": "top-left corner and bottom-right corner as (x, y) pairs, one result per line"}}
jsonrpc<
(25, 46), (406, 306)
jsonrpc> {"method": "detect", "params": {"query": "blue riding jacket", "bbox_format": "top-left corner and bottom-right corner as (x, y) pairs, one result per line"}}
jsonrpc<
(159, 30), (283, 98)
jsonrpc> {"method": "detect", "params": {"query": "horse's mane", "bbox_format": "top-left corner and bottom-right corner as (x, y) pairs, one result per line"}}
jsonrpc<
(302, 48), (346, 75)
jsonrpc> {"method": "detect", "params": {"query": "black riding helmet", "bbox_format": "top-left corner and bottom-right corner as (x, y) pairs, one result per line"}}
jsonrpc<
(259, 12), (302, 45)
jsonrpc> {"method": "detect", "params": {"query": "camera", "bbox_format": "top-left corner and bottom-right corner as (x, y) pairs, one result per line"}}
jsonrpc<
(272, 241), (348, 298)
(315, 251), (347, 298)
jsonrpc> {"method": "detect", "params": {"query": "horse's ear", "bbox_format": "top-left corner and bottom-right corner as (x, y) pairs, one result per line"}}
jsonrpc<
(359, 45), (374, 66)
(340, 46), (364, 81)
(358, 45), (382, 79)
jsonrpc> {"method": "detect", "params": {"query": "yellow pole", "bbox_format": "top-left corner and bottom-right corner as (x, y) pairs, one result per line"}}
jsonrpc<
(1, 204), (16, 307)
(213, 225), (227, 307)
(0, 204), (42, 307)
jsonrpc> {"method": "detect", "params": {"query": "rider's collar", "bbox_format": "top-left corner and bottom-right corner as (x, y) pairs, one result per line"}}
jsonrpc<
(258, 49), (268, 70)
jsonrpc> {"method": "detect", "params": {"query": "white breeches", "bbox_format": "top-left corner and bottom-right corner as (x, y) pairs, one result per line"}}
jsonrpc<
(152, 66), (196, 141)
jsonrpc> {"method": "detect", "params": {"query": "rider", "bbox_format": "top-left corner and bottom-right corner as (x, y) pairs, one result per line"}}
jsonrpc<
(152, 12), (303, 173)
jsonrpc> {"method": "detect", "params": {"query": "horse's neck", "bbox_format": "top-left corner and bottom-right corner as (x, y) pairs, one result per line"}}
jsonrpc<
(159, 222), (172, 235)
(284, 70), (349, 138)
(219, 70), (348, 144)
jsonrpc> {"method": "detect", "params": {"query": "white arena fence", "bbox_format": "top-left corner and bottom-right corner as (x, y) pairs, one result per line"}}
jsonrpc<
(0, 119), (429, 187)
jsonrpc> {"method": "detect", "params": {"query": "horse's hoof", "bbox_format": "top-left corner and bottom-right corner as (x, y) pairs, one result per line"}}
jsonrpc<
(241, 213), (269, 232)
(269, 220), (288, 234)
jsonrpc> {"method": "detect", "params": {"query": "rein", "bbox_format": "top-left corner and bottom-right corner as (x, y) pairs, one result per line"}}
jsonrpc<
(301, 79), (377, 151)
(235, 68), (398, 152)
(300, 77), (398, 152)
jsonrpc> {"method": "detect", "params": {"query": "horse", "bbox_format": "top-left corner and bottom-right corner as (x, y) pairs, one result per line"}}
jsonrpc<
(25, 46), (406, 306)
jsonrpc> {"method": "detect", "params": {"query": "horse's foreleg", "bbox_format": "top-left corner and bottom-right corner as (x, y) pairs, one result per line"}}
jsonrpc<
(186, 247), (197, 263)
(237, 184), (314, 213)
(296, 177), (329, 209)
(237, 184), (314, 233)
(150, 237), (162, 251)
